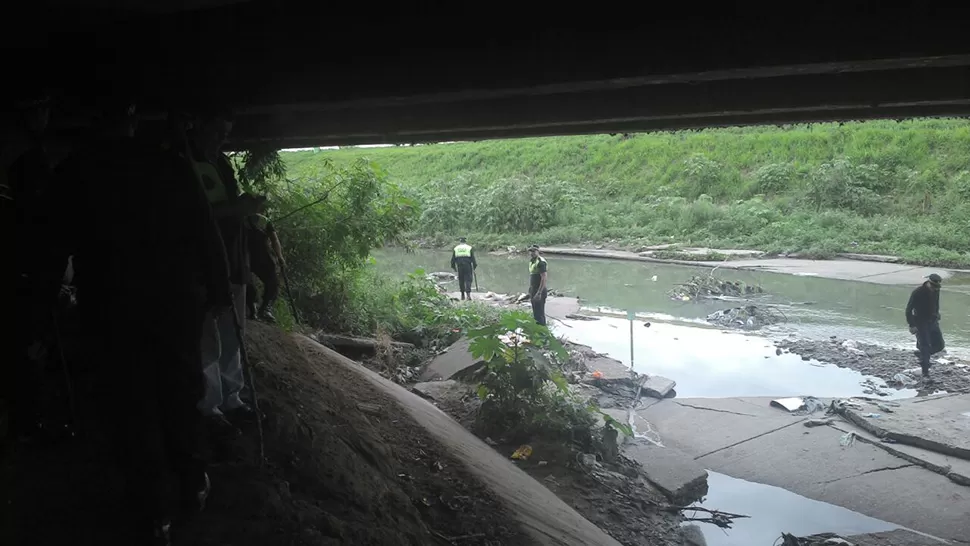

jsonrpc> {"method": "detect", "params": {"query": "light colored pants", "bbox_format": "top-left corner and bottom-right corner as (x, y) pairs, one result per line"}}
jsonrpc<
(199, 284), (247, 416)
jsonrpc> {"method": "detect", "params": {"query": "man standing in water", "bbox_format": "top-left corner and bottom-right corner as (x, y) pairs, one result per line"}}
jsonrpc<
(527, 245), (548, 326)
(906, 273), (945, 380)
(450, 237), (476, 300)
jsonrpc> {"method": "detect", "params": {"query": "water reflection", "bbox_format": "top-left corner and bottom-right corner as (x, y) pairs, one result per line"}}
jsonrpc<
(693, 471), (901, 546)
(554, 316), (916, 399)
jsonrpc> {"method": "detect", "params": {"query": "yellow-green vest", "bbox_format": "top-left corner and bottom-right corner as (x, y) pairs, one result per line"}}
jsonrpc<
(529, 256), (547, 274)
(453, 243), (472, 257)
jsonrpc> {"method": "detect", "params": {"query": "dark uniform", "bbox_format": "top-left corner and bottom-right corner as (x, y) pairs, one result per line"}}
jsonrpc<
(246, 213), (280, 319)
(906, 275), (945, 376)
(40, 130), (220, 542)
(528, 252), (548, 326)
(451, 241), (476, 299)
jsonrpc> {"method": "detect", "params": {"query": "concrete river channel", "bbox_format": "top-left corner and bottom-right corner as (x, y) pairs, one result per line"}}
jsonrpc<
(375, 249), (970, 545)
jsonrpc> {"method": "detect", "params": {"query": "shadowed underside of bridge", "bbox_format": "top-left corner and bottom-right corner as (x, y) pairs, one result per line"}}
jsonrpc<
(10, 0), (970, 147)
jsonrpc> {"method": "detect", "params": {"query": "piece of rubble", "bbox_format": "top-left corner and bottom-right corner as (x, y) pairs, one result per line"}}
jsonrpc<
(623, 443), (709, 505)
(640, 375), (676, 399)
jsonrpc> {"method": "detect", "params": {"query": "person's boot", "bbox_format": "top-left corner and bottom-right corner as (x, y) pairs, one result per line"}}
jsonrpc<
(257, 304), (276, 324)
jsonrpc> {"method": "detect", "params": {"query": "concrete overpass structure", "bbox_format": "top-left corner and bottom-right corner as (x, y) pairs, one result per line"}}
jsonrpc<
(8, 1), (970, 147)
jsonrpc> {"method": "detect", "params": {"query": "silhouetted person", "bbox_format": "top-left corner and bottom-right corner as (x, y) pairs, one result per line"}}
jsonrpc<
(451, 237), (477, 300)
(190, 108), (264, 426)
(906, 273), (945, 380)
(4, 89), (55, 443)
(246, 212), (284, 322)
(39, 101), (223, 545)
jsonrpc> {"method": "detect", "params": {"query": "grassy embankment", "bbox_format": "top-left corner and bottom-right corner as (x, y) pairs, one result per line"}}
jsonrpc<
(284, 119), (970, 267)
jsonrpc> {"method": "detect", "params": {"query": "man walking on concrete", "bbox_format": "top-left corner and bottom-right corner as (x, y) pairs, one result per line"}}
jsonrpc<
(451, 237), (477, 300)
(906, 273), (945, 380)
(527, 245), (548, 326)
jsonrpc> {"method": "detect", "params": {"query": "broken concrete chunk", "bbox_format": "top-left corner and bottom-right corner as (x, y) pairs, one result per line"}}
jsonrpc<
(640, 375), (676, 399)
(623, 443), (708, 505)
(411, 380), (468, 406)
(804, 418), (834, 428)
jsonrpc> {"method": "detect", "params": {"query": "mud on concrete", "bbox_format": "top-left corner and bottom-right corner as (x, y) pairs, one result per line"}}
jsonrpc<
(776, 336), (970, 394)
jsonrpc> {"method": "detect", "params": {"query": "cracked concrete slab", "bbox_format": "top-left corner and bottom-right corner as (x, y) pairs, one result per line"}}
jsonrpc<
(635, 397), (804, 456)
(698, 422), (909, 489)
(830, 419), (970, 488)
(840, 394), (970, 461)
(819, 466), (970, 542)
(647, 399), (969, 541)
(623, 443), (708, 505)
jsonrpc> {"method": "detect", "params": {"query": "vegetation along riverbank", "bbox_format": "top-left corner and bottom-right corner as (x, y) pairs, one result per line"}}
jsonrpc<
(285, 119), (970, 268)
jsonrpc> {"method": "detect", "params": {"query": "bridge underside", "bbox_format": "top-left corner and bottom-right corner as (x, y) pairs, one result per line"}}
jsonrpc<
(11, 1), (970, 147)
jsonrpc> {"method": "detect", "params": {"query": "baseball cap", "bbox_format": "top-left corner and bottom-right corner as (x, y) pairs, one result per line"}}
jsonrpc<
(927, 273), (943, 285)
(528, 244), (540, 251)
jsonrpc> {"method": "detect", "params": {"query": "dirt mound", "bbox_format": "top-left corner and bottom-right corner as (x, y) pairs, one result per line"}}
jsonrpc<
(5, 322), (525, 545)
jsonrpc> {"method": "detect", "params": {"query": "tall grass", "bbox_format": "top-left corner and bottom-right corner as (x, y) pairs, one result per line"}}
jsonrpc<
(284, 119), (970, 266)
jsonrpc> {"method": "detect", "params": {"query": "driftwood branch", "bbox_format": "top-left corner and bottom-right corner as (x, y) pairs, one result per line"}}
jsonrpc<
(315, 333), (416, 353)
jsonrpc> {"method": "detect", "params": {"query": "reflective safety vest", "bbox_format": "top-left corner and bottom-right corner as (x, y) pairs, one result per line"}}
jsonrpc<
(529, 256), (547, 274)
(453, 243), (472, 257)
(194, 160), (229, 203)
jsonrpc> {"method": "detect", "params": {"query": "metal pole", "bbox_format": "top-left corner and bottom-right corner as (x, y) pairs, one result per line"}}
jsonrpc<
(627, 310), (635, 369)
(229, 298), (265, 467)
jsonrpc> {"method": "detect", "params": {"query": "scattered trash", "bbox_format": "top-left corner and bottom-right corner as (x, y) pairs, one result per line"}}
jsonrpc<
(484, 437), (497, 446)
(839, 431), (857, 448)
(651, 275), (658, 282)
(537, 461), (548, 467)
(355, 402), (382, 416)
(430, 460), (444, 472)
(706, 305), (786, 330)
(875, 403), (895, 414)
(862, 413), (881, 419)
(510, 445), (533, 460)
(892, 372), (918, 387)
(770, 396), (826, 415)
(804, 418), (833, 428)
(577, 453), (598, 468)
(669, 275), (765, 301)
(591, 371), (604, 379)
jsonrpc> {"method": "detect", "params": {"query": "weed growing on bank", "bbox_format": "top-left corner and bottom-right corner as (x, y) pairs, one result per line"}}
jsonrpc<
(285, 119), (970, 266)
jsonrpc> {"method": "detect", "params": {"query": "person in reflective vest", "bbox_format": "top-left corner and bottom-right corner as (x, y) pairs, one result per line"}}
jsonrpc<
(450, 237), (477, 300)
(527, 245), (548, 326)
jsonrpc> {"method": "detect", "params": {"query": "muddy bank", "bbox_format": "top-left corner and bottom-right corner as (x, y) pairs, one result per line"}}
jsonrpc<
(413, 335), (700, 546)
(776, 336), (970, 394)
(7, 323), (529, 546)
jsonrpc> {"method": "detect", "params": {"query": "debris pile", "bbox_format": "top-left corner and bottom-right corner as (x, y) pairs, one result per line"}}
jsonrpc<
(705, 305), (785, 330)
(668, 275), (764, 302)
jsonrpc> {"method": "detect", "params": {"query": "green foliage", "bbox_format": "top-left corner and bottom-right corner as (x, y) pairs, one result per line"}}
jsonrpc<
(468, 312), (594, 442)
(285, 119), (970, 266)
(248, 156), (418, 333)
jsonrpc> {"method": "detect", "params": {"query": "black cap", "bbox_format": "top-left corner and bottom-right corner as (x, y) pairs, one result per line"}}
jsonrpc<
(458, 237), (467, 242)
(927, 273), (943, 285)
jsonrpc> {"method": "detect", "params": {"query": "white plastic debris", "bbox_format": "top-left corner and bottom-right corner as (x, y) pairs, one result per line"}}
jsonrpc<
(839, 431), (858, 447)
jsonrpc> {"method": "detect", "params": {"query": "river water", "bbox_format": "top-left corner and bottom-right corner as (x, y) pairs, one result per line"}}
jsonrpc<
(375, 249), (970, 352)
(375, 249), (955, 543)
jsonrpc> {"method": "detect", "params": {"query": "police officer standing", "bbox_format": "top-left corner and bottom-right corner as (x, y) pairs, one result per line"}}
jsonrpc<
(527, 245), (548, 326)
(450, 237), (477, 300)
